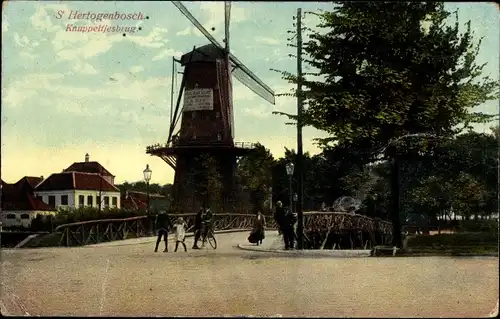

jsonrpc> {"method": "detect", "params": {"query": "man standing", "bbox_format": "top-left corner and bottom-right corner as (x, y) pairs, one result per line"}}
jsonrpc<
(154, 210), (173, 252)
(282, 208), (297, 250)
(192, 207), (204, 249)
(273, 201), (285, 235)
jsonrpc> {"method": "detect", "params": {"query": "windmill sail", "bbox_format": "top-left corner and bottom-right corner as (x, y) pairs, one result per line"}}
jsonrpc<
(171, 1), (275, 105)
(231, 58), (275, 105)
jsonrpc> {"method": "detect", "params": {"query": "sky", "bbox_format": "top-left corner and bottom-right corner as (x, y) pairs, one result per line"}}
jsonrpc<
(1, 1), (499, 185)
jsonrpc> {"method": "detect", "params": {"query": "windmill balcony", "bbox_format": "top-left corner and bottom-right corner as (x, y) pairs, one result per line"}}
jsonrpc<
(234, 142), (256, 150)
(146, 141), (256, 153)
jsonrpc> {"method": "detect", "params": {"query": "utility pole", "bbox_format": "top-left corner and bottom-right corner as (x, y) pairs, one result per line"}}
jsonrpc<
(296, 8), (305, 250)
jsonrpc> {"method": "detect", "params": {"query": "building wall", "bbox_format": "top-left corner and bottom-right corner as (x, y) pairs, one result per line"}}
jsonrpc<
(0, 210), (56, 228)
(33, 190), (121, 209)
(34, 190), (76, 209)
(74, 190), (121, 209)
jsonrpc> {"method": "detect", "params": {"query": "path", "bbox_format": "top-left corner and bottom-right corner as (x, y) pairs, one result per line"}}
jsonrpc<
(1, 231), (498, 317)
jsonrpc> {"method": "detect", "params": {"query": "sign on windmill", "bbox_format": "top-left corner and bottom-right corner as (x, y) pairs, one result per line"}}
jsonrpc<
(183, 88), (214, 111)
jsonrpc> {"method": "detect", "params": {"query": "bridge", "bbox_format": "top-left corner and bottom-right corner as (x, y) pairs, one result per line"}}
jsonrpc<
(51, 212), (393, 248)
(1, 229), (498, 317)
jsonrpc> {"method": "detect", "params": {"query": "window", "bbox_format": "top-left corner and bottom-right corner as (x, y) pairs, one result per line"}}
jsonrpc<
(36, 196), (43, 201)
(215, 111), (220, 119)
(104, 196), (109, 207)
(112, 197), (117, 207)
(97, 196), (101, 206)
(6, 214), (16, 219)
(20, 214), (30, 219)
(217, 133), (222, 141)
(87, 195), (93, 207)
(48, 196), (56, 207)
(79, 195), (85, 208)
(61, 195), (68, 205)
(191, 111), (197, 119)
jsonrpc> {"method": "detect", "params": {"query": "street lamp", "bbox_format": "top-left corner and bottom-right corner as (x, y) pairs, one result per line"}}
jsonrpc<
(143, 164), (152, 235)
(293, 193), (298, 213)
(285, 162), (294, 211)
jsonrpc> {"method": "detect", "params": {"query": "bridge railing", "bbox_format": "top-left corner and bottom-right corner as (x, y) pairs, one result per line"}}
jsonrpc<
(53, 212), (391, 247)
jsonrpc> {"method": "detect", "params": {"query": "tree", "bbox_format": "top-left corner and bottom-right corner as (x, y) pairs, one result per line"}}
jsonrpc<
(195, 153), (223, 212)
(235, 143), (275, 213)
(274, 2), (498, 162)
(272, 2), (498, 247)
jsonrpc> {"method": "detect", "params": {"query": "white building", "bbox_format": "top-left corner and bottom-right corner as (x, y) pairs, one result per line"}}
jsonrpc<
(34, 171), (121, 210)
(1, 177), (56, 228)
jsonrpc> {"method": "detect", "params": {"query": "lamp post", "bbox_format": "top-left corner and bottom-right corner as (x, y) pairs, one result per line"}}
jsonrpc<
(143, 164), (152, 235)
(285, 162), (294, 212)
(293, 193), (298, 214)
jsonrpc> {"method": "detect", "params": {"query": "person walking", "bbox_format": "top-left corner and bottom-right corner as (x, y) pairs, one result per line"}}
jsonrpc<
(173, 217), (188, 252)
(254, 211), (266, 245)
(192, 207), (204, 249)
(154, 210), (173, 252)
(274, 201), (285, 235)
(282, 208), (297, 250)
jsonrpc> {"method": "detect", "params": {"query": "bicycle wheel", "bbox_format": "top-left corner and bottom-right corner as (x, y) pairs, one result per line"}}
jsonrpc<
(208, 231), (217, 249)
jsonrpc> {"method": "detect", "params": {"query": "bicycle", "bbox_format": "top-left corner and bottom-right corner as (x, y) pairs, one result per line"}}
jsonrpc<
(201, 224), (217, 249)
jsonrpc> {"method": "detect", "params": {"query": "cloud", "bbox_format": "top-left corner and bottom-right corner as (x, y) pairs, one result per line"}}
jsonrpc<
(2, 73), (65, 108)
(200, 2), (247, 34)
(2, 19), (8, 33)
(27, 4), (174, 75)
(254, 36), (280, 45)
(152, 48), (183, 61)
(2, 71), (171, 116)
(1, 136), (175, 185)
(242, 104), (271, 119)
(176, 26), (202, 37)
(129, 65), (144, 73)
(174, 2), (248, 39)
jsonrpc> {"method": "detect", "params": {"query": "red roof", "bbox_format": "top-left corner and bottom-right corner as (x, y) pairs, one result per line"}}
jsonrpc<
(121, 196), (147, 210)
(14, 176), (43, 191)
(120, 191), (166, 210)
(64, 161), (114, 177)
(1, 178), (54, 211)
(35, 172), (119, 192)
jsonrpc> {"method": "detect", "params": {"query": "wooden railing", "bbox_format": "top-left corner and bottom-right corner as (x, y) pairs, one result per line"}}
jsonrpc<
(146, 141), (256, 153)
(53, 212), (391, 247)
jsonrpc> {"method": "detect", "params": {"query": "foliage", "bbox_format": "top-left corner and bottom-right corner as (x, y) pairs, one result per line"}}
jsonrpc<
(51, 206), (144, 228)
(235, 143), (275, 213)
(273, 2), (498, 164)
(194, 153), (223, 211)
(116, 181), (173, 199)
(456, 220), (499, 233)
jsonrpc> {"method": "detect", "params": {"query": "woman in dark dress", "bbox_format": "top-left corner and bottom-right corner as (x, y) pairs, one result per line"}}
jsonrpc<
(249, 211), (266, 245)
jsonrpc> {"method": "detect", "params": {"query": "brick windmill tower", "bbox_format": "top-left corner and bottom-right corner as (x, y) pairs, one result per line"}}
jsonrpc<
(147, 1), (275, 213)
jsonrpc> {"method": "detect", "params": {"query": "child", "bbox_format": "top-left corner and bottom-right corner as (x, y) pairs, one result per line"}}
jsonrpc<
(174, 217), (188, 252)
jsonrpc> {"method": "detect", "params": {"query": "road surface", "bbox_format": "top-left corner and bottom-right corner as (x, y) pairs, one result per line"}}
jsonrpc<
(1, 231), (498, 317)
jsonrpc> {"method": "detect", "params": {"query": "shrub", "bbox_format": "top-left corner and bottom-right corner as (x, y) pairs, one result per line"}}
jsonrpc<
(408, 232), (498, 247)
(456, 220), (498, 233)
(52, 207), (146, 229)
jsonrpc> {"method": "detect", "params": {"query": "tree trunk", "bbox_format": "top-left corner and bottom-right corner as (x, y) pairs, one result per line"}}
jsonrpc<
(391, 156), (402, 248)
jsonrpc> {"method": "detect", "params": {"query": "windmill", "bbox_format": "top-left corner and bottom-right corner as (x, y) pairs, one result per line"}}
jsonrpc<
(146, 1), (275, 213)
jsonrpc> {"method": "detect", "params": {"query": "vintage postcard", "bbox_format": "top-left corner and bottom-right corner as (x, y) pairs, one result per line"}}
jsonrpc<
(1, 1), (498, 317)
